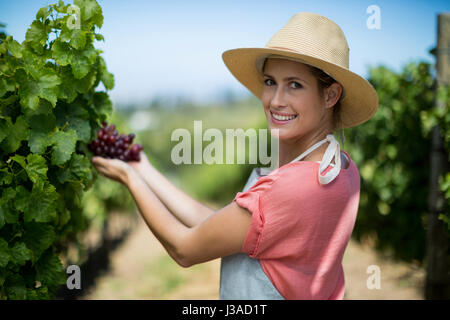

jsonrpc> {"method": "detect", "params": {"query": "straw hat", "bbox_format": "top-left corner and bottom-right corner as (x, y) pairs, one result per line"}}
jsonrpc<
(222, 12), (378, 129)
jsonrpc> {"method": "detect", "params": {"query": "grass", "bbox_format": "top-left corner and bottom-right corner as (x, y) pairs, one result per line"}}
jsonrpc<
(143, 255), (186, 298)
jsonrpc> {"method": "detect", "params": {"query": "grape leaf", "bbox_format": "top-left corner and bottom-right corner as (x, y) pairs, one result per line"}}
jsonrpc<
(52, 0), (69, 14)
(94, 33), (104, 41)
(0, 206), (5, 229)
(0, 78), (16, 98)
(26, 286), (50, 300)
(0, 115), (29, 154)
(70, 44), (97, 79)
(27, 113), (56, 154)
(51, 129), (78, 165)
(51, 40), (71, 67)
(28, 132), (52, 154)
(10, 242), (32, 266)
(0, 116), (12, 144)
(0, 167), (13, 186)
(70, 29), (87, 50)
(0, 238), (10, 267)
(4, 274), (27, 300)
(10, 154), (26, 168)
(52, 40), (97, 79)
(0, 187), (19, 224)
(75, 0), (103, 28)
(70, 153), (92, 181)
(11, 154), (48, 187)
(16, 68), (61, 110)
(14, 185), (30, 213)
(92, 91), (112, 118)
(21, 48), (47, 81)
(23, 222), (55, 262)
(27, 112), (57, 132)
(36, 249), (66, 291)
(58, 153), (92, 185)
(25, 20), (48, 54)
(98, 56), (114, 90)
(58, 67), (78, 103)
(59, 66), (97, 102)
(55, 103), (91, 143)
(36, 6), (51, 21)
(5, 36), (23, 58)
(0, 0), (115, 299)
(25, 154), (49, 186)
(24, 182), (59, 223)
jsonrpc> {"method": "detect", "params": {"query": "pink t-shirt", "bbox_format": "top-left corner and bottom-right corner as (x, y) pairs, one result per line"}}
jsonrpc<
(233, 150), (360, 300)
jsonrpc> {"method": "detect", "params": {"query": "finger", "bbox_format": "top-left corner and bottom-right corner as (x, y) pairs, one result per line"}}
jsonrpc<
(92, 156), (114, 168)
(91, 156), (106, 165)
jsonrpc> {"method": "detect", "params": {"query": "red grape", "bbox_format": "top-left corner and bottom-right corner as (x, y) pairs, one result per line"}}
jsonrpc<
(115, 140), (123, 149)
(108, 135), (116, 144)
(88, 121), (143, 162)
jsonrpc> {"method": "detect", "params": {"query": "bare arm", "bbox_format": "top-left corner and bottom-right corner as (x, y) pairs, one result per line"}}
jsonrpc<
(130, 152), (215, 227)
(91, 156), (252, 268)
(125, 168), (252, 267)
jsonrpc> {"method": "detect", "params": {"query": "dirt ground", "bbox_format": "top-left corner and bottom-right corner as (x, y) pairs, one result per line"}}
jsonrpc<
(82, 213), (425, 300)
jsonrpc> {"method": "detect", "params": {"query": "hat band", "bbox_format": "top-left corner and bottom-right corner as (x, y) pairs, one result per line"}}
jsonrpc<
(256, 46), (335, 78)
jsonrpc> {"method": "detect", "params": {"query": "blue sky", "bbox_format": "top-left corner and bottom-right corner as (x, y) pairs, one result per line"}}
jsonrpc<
(1, 0), (449, 105)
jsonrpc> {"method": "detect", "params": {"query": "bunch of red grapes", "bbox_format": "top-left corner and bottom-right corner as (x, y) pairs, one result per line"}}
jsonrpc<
(88, 122), (143, 161)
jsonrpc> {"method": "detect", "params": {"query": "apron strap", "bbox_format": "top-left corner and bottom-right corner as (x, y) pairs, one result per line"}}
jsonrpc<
(257, 134), (342, 185)
(289, 134), (341, 184)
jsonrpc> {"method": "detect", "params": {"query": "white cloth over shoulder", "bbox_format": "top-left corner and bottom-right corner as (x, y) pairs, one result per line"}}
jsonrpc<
(288, 134), (342, 185)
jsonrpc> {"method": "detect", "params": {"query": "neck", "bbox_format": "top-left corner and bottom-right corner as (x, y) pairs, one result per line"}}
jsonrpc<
(277, 127), (333, 167)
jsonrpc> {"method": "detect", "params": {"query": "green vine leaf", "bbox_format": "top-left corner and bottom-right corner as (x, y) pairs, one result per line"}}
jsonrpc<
(0, 0), (113, 299)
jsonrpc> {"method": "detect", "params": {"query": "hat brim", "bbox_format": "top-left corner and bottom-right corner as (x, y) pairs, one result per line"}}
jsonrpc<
(222, 47), (378, 129)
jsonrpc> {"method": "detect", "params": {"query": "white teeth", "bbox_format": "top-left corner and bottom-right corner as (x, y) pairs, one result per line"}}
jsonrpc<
(271, 112), (297, 121)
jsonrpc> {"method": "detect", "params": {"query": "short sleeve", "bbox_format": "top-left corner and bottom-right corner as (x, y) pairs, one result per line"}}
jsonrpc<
(233, 163), (333, 260)
(233, 159), (360, 300)
(233, 174), (276, 257)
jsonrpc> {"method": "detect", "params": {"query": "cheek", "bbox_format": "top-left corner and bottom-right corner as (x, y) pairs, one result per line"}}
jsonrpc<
(261, 89), (271, 108)
(296, 92), (323, 117)
(261, 95), (272, 116)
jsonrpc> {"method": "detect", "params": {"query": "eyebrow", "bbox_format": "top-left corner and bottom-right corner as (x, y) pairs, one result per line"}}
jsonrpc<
(263, 73), (309, 85)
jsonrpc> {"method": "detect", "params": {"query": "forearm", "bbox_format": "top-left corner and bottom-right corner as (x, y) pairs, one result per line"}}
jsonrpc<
(125, 170), (191, 265)
(138, 164), (215, 227)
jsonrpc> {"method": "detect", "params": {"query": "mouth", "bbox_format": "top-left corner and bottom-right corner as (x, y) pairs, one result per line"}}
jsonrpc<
(270, 110), (298, 124)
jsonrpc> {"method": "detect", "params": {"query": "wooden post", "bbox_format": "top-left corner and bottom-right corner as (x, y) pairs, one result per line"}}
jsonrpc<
(426, 12), (450, 300)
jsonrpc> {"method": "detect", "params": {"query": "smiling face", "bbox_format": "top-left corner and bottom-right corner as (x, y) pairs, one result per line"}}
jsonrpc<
(261, 58), (341, 142)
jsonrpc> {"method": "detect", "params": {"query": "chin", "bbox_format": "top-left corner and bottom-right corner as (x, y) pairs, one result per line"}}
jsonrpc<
(267, 126), (294, 140)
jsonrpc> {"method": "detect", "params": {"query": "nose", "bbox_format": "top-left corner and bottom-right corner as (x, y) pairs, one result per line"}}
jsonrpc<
(270, 84), (288, 109)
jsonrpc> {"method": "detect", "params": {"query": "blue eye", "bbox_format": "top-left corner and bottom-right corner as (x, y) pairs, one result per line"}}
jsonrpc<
(264, 79), (275, 86)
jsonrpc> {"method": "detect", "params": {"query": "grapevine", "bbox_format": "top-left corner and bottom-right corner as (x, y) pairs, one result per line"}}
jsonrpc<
(0, 0), (114, 299)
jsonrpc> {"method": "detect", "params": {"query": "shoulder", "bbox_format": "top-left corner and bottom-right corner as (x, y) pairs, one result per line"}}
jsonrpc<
(266, 158), (360, 202)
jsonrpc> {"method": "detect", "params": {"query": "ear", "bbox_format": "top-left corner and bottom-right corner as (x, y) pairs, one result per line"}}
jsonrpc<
(324, 83), (343, 109)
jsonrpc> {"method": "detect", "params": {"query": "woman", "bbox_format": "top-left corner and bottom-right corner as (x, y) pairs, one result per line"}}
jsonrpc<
(92, 12), (378, 299)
